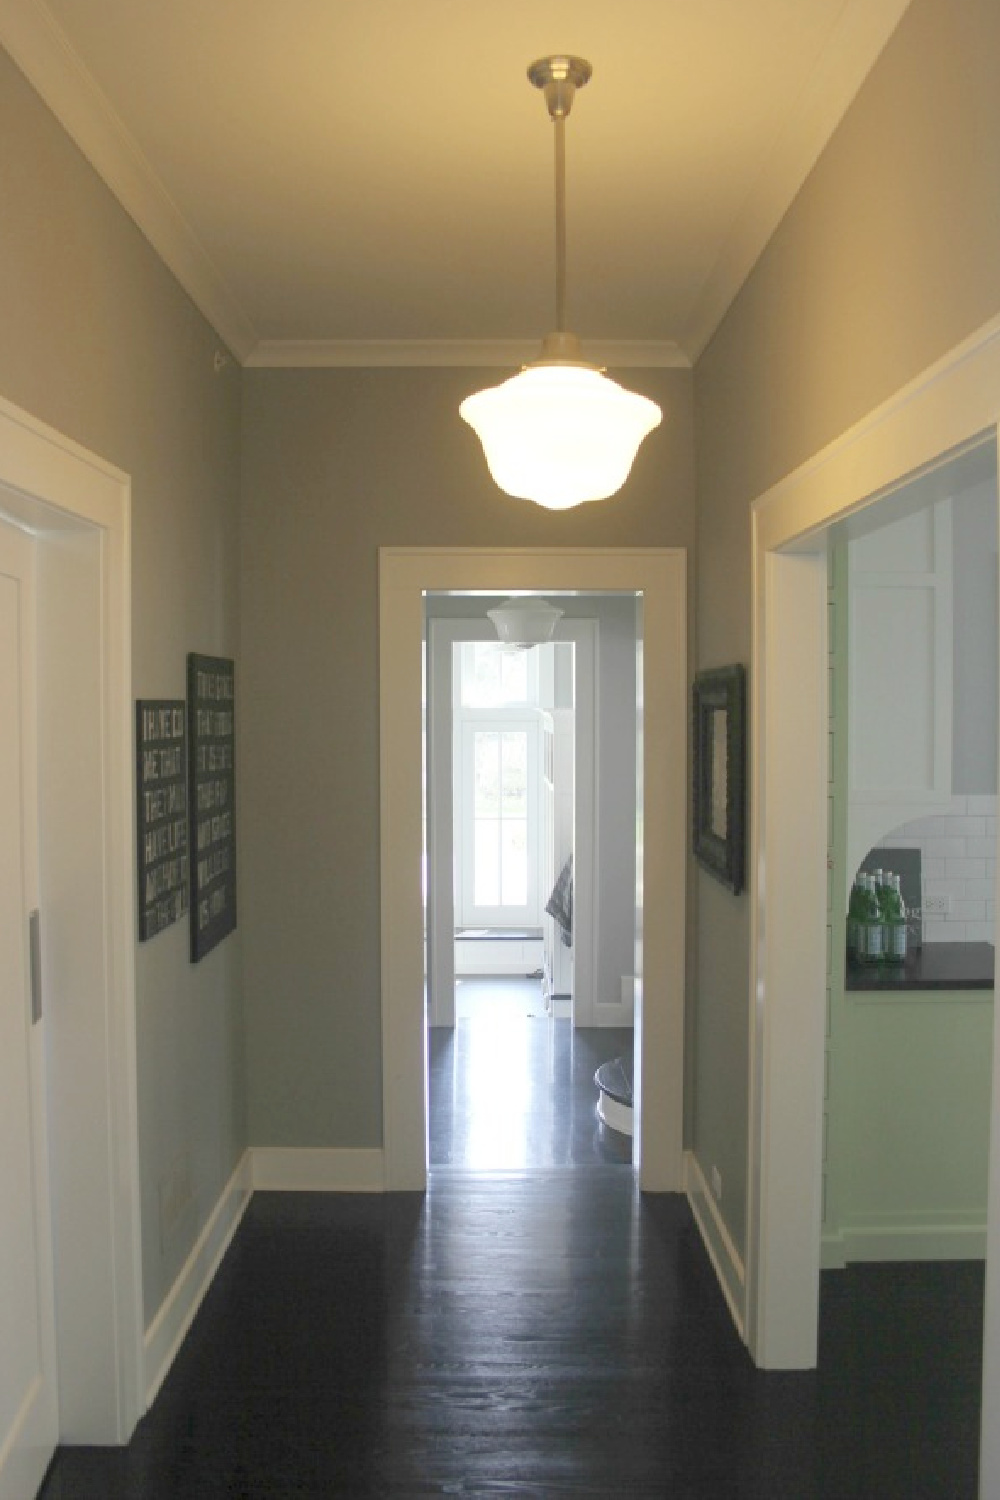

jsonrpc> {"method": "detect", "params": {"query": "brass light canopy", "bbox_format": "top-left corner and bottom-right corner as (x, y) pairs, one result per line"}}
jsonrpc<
(460, 56), (662, 511)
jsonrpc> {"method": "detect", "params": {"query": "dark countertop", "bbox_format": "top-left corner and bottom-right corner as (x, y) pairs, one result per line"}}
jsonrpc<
(846, 941), (994, 992)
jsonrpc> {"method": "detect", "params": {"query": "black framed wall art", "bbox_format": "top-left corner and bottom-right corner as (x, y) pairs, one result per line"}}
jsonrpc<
(692, 664), (746, 895)
(188, 653), (237, 961)
(136, 700), (189, 940)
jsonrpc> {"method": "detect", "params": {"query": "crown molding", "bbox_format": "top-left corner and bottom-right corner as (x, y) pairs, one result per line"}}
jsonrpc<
(0, 0), (259, 361)
(680, 0), (913, 362)
(243, 337), (691, 370)
(2, 0), (910, 371)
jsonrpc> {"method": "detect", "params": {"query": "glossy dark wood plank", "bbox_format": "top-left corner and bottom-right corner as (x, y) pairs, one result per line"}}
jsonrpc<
(39, 1177), (983, 1499)
(39, 991), (983, 1498)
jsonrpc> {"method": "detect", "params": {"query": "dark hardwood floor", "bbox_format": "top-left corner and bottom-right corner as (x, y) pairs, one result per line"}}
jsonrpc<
(38, 986), (984, 1498)
(38, 1181), (983, 1499)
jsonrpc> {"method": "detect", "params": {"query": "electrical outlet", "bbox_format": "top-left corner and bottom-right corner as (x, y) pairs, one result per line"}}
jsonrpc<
(711, 1166), (723, 1201)
(923, 893), (952, 916)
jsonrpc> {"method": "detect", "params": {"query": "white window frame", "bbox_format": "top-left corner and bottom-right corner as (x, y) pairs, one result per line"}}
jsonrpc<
(454, 712), (541, 929)
(455, 640), (538, 709)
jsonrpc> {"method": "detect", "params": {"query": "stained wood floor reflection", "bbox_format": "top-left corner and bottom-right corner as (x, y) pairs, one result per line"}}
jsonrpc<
(39, 1177), (982, 1500)
(428, 976), (632, 1169)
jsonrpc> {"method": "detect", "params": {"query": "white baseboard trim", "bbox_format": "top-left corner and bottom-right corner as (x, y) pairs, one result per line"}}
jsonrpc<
(589, 1003), (635, 1028)
(143, 1151), (253, 1408)
(251, 1147), (386, 1192)
(822, 1220), (987, 1269)
(685, 1150), (746, 1341)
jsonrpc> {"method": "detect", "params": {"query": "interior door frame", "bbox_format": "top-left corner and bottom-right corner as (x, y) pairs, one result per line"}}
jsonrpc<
(380, 548), (687, 1193)
(0, 394), (142, 1442)
(426, 616), (597, 1029)
(747, 310), (1000, 1495)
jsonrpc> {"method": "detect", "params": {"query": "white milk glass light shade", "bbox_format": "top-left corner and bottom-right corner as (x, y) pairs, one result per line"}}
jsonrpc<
(487, 597), (564, 647)
(460, 363), (662, 510)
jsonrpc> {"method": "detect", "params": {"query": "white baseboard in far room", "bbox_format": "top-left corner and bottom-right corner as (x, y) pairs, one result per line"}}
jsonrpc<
(251, 1147), (386, 1193)
(590, 1003), (635, 1028)
(143, 1151), (253, 1408)
(685, 1150), (746, 1341)
(821, 1219), (987, 1270)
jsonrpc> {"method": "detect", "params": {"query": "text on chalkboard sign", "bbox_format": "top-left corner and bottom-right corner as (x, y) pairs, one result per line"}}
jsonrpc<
(188, 654), (237, 961)
(136, 700), (189, 940)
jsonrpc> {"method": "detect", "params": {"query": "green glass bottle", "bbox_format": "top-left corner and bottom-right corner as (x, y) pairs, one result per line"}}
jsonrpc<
(885, 873), (907, 965)
(847, 875), (866, 960)
(862, 875), (885, 965)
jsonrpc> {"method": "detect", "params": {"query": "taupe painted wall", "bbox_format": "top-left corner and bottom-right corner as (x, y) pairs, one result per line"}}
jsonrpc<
(0, 50), (245, 1321)
(240, 365), (694, 1146)
(693, 0), (1000, 1257)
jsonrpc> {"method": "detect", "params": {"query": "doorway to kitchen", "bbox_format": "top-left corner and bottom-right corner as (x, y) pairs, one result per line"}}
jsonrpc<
(746, 317), (1000, 1489)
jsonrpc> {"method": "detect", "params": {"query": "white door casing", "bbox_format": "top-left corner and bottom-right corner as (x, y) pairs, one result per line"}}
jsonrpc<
(0, 521), (58, 1500)
(748, 309), (1000, 1500)
(381, 548), (687, 1194)
(0, 394), (141, 1447)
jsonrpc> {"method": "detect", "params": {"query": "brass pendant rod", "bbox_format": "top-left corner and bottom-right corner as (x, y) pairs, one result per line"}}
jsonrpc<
(527, 57), (591, 341)
(554, 112), (567, 333)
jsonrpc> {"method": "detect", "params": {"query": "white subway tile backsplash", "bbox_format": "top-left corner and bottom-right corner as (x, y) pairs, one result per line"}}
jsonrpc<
(923, 838), (970, 860)
(940, 817), (987, 837)
(951, 900), (988, 921)
(900, 816), (961, 838)
(924, 919), (965, 942)
(878, 801), (996, 945)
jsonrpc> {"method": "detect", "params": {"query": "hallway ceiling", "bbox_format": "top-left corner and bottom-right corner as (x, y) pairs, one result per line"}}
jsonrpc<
(2, 0), (912, 365)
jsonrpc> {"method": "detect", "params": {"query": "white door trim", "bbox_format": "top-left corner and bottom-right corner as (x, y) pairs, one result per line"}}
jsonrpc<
(0, 522), (58, 1498)
(0, 394), (142, 1441)
(380, 548), (687, 1193)
(748, 310), (1000, 1495)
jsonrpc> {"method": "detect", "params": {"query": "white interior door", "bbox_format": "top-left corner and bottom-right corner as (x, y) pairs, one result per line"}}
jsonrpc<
(0, 521), (58, 1499)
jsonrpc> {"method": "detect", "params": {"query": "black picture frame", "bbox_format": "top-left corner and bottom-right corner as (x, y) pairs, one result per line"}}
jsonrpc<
(692, 664), (746, 895)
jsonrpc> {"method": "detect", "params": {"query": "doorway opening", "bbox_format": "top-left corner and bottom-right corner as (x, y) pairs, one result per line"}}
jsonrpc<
(748, 319), (1000, 1490)
(378, 547), (687, 1195)
(425, 597), (636, 1171)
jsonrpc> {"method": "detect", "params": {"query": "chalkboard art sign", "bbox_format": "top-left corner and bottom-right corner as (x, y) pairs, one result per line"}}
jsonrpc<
(136, 700), (189, 940)
(188, 653), (237, 962)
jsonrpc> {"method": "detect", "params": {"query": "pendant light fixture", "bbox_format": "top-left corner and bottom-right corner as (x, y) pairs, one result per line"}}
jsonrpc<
(487, 596), (564, 649)
(460, 56), (662, 511)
